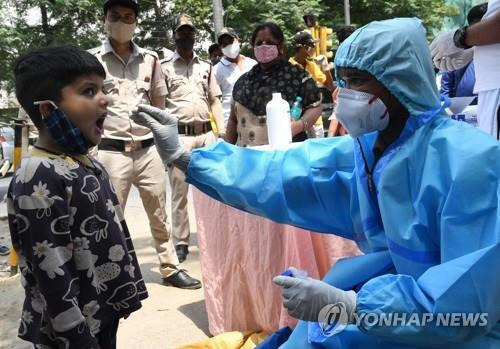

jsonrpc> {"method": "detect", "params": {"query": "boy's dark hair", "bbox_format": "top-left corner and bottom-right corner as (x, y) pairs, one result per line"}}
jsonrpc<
(208, 43), (220, 56)
(336, 26), (356, 44)
(251, 22), (285, 46)
(467, 3), (488, 25)
(14, 45), (106, 128)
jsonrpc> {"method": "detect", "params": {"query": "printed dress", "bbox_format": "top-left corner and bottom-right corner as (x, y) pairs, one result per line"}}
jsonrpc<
(7, 148), (148, 348)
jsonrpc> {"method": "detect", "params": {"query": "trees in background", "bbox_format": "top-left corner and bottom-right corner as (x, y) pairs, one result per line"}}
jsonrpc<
(0, 0), (458, 89)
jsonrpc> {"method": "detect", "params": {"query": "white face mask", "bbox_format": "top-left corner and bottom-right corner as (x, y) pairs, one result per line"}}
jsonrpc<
(335, 88), (390, 138)
(105, 20), (136, 43)
(222, 41), (240, 59)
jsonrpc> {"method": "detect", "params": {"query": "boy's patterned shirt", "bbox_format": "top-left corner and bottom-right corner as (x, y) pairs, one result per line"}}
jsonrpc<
(7, 149), (148, 348)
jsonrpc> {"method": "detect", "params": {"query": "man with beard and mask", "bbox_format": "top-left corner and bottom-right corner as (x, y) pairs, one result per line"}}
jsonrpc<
(90, 0), (201, 289)
(214, 27), (257, 127)
(161, 14), (224, 262)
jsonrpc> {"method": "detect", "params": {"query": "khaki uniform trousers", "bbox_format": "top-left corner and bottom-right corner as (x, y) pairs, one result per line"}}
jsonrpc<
(98, 145), (179, 278)
(169, 131), (217, 246)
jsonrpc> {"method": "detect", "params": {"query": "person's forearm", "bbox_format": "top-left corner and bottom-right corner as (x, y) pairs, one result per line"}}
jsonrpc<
(302, 104), (322, 128)
(151, 94), (166, 109)
(324, 71), (335, 92)
(466, 12), (500, 46)
(210, 97), (225, 134)
(224, 107), (238, 144)
(291, 104), (322, 136)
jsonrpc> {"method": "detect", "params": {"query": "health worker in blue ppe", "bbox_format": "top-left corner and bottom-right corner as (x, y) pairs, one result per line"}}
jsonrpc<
(132, 17), (500, 349)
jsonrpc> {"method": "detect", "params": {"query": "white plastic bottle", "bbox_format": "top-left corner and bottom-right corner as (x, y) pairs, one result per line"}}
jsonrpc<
(266, 93), (292, 149)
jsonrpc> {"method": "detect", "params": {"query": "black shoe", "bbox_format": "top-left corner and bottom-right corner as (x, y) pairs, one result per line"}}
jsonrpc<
(175, 244), (189, 263)
(163, 270), (201, 289)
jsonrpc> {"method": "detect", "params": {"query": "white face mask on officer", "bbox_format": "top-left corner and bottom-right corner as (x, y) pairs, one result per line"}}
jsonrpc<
(222, 41), (240, 59)
(105, 20), (136, 43)
(334, 88), (390, 138)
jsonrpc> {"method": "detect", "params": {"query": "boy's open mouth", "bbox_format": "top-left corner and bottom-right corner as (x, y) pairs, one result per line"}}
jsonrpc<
(95, 114), (106, 133)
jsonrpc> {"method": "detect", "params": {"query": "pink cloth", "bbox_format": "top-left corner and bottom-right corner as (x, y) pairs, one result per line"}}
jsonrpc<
(193, 189), (361, 336)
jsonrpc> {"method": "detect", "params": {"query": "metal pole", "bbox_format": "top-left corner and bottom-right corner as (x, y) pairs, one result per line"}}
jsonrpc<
(212, 0), (224, 37)
(9, 117), (26, 275)
(344, 0), (351, 26)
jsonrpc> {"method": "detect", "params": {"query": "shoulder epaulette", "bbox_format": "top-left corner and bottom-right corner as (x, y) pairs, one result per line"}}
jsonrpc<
(142, 48), (159, 59)
(87, 46), (101, 55)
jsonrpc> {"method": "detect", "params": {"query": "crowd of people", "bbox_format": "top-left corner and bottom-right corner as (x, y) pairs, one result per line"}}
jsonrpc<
(6, 0), (499, 348)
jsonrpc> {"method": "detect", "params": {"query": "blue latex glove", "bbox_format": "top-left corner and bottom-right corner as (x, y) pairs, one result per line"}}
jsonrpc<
(273, 273), (357, 323)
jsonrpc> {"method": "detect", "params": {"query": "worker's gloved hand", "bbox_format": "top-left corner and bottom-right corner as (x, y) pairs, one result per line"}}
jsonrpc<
(433, 48), (474, 72)
(429, 30), (463, 60)
(273, 273), (357, 323)
(314, 54), (330, 72)
(132, 104), (188, 169)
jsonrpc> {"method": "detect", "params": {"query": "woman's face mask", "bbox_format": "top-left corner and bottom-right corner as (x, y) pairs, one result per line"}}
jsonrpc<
(334, 88), (390, 138)
(105, 20), (136, 43)
(34, 100), (90, 154)
(222, 41), (240, 59)
(254, 44), (279, 64)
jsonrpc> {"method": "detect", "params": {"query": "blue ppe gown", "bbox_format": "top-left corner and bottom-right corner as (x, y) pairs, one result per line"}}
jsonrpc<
(186, 18), (500, 348)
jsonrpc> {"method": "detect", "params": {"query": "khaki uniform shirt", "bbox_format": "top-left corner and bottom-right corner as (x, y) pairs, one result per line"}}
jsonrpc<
(90, 39), (167, 141)
(161, 51), (221, 124)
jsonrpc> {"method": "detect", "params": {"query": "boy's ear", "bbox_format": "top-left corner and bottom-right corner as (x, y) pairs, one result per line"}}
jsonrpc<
(37, 102), (55, 119)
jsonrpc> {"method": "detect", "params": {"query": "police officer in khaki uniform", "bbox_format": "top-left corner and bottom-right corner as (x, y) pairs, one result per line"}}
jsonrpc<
(162, 14), (224, 262)
(91, 0), (201, 289)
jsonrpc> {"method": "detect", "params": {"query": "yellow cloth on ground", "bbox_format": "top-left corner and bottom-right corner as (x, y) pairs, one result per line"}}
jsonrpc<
(178, 331), (268, 349)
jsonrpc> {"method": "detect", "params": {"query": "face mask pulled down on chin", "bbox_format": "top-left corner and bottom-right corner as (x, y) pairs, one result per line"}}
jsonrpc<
(34, 100), (90, 155)
(105, 20), (136, 43)
(334, 88), (390, 138)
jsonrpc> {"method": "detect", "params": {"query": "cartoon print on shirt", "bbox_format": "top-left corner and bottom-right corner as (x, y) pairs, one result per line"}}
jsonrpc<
(106, 282), (138, 311)
(19, 254), (30, 279)
(40, 317), (72, 347)
(19, 310), (34, 336)
(94, 262), (121, 292)
(73, 237), (101, 291)
(50, 158), (79, 180)
(17, 181), (64, 218)
(80, 214), (109, 242)
(30, 286), (46, 314)
(106, 199), (124, 232)
(108, 245), (125, 262)
(81, 175), (100, 203)
(51, 306), (85, 339)
(51, 215), (70, 235)
(33, 240), (72, 279)
(62, 278), (80, 308)
(15, 157), (52, 184)
(124, 254), (136, 278)
(14, 214), (30, 234)
(82, 300), (101, 336)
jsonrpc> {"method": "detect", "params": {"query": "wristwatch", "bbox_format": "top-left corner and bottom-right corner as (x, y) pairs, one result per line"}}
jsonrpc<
(453, 26), (472, 49)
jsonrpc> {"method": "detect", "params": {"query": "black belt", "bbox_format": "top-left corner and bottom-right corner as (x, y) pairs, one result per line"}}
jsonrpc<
(98, 138), (154, 152)
(177, 122), (212, 136)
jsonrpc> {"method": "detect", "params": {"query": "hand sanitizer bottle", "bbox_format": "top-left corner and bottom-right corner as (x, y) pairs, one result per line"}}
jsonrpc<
(266, 93), (292, 149)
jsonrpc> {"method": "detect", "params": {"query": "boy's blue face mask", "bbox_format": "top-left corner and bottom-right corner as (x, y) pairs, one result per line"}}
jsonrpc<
(34, 100), (90, 155)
